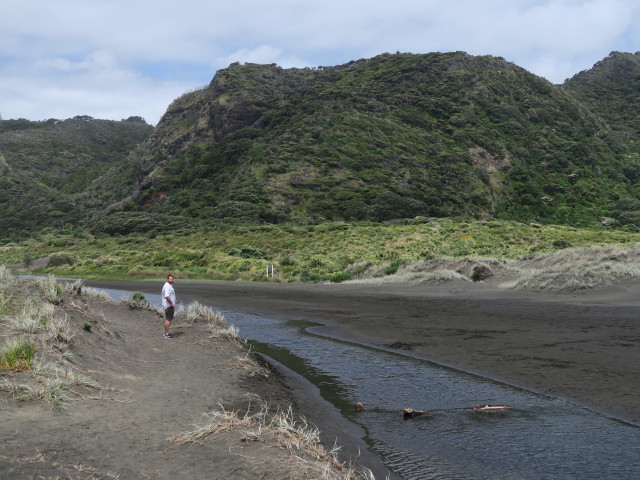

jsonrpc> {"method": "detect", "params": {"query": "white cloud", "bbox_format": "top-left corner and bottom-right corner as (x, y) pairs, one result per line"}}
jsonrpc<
(1, 0), (640, 123)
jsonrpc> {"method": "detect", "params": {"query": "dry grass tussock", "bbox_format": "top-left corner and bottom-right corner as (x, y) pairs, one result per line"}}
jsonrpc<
(515, 243), (640, 291)
(185, 301), (240, 339)
(169, 396), (378, 480)
(0, 270), (102, 413)
(344, 243), (640, 292)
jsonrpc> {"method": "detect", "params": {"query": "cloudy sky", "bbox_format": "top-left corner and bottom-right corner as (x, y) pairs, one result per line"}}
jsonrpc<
(1, 0), (639, 125)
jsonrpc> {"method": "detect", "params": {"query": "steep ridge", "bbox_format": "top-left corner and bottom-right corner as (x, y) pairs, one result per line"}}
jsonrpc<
(120, 52), (633, 228)
(563, 51), (640, 151)
(5, 51), (640, 240)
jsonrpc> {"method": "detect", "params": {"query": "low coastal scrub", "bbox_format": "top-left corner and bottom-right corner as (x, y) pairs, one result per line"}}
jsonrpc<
(2, 218), (640, 291)
(170, 396), (376, 480)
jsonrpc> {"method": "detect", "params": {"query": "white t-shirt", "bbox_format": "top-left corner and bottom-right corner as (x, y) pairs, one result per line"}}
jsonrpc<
(162, 281), (175, 309)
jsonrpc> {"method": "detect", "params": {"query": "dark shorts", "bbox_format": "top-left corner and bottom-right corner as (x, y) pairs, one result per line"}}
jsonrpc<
(165, 306), (175, 321)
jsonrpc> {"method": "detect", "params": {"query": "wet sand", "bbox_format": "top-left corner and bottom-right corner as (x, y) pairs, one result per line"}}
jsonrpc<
(89, 278), (640, 425)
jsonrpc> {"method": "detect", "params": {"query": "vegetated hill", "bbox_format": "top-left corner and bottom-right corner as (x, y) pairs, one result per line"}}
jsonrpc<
(99, 51), (638, 235)
(563, 51), (640, 153)
(0, 116), (153, 240)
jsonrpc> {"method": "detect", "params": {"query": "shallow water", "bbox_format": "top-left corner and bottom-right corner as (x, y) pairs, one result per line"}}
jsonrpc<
(99, 288), (640, 480)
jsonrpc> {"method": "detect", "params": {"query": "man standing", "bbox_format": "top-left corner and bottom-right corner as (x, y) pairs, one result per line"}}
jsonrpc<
(162, 274), (176, 339)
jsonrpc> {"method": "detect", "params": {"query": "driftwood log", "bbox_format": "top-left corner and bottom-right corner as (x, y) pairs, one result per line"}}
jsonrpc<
(471, 404), (511, 412)
(403, 408), (430, 418)
(402, 404), (512, 417)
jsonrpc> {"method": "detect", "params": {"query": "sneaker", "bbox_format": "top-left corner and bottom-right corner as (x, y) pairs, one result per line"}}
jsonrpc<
(163, 333), (173, 339)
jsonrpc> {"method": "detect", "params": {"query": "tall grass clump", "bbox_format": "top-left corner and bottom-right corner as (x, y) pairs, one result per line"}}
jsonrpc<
(62, 279), (84, 296)
(206, 323), (240, 339)
(186, 301), (240, 339)
(10, 300), (56, 333)
(50, 314), (75, 343)
(41, 378), (71, 413)
(0, 264), (13, 284)
(38, 275), (64, 305)
(0, 338), (37, 371)
(186, 301), (227, 327)
(81, 287), (113, 301)
(169, 398), (376, 480)
(0, 265), (15, 314)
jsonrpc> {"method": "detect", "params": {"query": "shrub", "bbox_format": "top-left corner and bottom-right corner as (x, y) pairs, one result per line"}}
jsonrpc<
(552, 240), (573, 249)
(47, 253), (75, 267)
(279, 255), (297, 266)
(471, 265), (492, 282)
(330, 272), (353, 283)
(228, 245), (268, 259)
(212, 201), (261, 220)
(383, 259), (404, 275)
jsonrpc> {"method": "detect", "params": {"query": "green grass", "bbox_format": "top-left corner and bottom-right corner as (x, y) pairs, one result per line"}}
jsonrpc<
(1, 219), (639, 283)
(0, 338), (36, 371)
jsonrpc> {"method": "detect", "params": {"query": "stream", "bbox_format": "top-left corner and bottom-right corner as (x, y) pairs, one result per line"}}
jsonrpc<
(96, 286), (640, 480)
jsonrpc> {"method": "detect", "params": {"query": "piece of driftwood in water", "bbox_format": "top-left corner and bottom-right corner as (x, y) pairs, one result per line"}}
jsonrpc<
(403, 408), (431, 418)
(471, 404), (511, 412)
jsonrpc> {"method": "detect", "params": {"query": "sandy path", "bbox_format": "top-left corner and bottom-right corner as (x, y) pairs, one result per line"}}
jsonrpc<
(1, 292), (380, 479)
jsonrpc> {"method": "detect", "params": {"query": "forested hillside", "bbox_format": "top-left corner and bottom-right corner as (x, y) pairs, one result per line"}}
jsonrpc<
(4, 51), (640, 241)
(108, 51), (639, 234)
(0, 117), (152, 240)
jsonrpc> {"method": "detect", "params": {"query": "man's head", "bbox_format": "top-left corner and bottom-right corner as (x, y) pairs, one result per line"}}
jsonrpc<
(167, 274), (174, 284)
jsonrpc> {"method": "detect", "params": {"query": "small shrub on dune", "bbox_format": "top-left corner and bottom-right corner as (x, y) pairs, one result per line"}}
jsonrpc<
(47, 253), (75, 267)
(124, 291), (150, 309)
(383, 259), (405, 275)
(279, 255), (297, 266)
(330, 272), (353, 283)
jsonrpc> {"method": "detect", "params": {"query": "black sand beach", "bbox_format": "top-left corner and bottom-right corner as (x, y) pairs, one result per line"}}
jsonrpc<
(88, 278), (640, 425)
